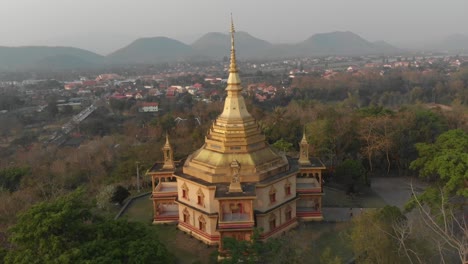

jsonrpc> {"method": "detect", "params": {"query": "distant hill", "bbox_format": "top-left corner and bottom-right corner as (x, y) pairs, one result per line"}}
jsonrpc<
(435, 34), (468, 53)
(107, 37), (194, 64)
(295, 31), (400, 56)
(192, 31), (272, 59)
(0, 46), (104, 70)
(0, 31), (406, 71)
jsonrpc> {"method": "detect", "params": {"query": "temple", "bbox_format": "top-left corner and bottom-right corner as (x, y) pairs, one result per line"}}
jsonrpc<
(147, 17), (325, 250)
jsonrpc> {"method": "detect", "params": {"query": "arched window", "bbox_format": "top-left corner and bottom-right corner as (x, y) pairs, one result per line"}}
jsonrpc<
(181, 183), (189, 200)
(269, 186), (277, 204)
(198, 215), (206, 231)
(269, 213), (276, 231)
(285, 206), (292, 221)
(196, 188), (205, 206)
(183, 208), (190, 224)
(284, 180), (291, 196)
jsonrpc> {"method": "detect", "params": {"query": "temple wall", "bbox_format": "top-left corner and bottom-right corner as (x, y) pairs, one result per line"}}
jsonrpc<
(255, 174), (296, 212)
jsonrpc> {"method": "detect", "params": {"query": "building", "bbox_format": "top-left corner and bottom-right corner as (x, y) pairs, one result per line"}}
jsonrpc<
(139, 102), (159, 112)
(147, 18), (325, 251)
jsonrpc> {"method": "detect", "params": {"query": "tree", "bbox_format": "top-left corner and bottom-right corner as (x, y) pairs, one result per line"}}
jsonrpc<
(410, 129), (468, 200)
(335, 159), (366, 193)
(46, 102), (59, 118)
(272, 138), (293, 153)
(96, 184), (116, 211)
(407, 129), (468, 263)
(110, 185), (130, 205)
(221, 229), (271, 264)
(350, 206), (411, 264)
(4, 189), (174, 264)
(320, 247), (342, 264)
(0, 167), (29, 192)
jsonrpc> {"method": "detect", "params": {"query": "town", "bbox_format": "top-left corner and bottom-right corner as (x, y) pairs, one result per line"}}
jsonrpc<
(1, 5), (467, 264)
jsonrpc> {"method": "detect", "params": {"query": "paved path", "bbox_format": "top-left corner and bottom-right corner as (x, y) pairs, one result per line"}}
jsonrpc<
(323, 177), (427, 221)
(322, 207), (364, 222)
(371, 177), (426, 209)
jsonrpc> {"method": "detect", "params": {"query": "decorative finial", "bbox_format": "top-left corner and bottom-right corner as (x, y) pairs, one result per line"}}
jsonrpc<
(301, 126), (308, 143)
(165, 131), (170, 145)
(229, 13), (238, 73)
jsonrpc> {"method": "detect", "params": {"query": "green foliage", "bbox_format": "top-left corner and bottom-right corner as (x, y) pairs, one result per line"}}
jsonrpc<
(5, 188), (93, 263)
(221, 229), (266, 264)
(272, 138), (293, 152)
(160, 114), (176, 131)
(350, 207), (409, 264)
(335, 159), (366, 192)
(0, 167), (29, 192)
(406, 129), (468, 217)
(0, 94), (24, 111)
(320, 247), (342, 264)
(4, 189), (174, 264)
(111, 185), (130, 205)
(410, 129), (468, 198)
(46, 102), (59, 118)
(336, 159), (365, 181)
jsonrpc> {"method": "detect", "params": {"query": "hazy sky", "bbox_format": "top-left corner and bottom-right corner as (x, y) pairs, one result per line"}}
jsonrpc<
(1, 0), (467, 54)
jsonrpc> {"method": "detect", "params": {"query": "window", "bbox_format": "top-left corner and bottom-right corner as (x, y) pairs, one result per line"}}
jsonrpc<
(196, 188), (205, 206)
(198, 215), (206, 231)
(284, 180), (291, 196)
(269, 186), (277, 204)
(269, 214), (276, 231)
(285, 206), (292, 221)
(269, 193), (276, 203)
(181, 183), (189, 200)
(183, 208), (190, 224)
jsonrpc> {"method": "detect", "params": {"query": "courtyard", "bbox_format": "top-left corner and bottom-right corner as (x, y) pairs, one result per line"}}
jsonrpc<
(120, 176), (421, 263)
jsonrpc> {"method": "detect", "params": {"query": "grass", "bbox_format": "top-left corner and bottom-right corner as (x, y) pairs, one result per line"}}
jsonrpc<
(122, 194), (153, 223)
(121, 194), (217, 264)
(121, 185), (383, 264)
(122, 196), (353, 264)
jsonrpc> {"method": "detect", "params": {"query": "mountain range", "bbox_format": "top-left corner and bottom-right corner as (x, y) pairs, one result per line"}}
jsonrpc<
(0, 31), (465, 70)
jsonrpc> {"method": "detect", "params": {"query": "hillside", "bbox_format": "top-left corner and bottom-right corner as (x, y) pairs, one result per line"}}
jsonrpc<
(295, 31), (399, 56)
(0, 46), (104, 70)
(0, 31), (405, 71)
(436, 34), (468, 52)
(191, 31), (272, 58)
(107, 37), (194, 64)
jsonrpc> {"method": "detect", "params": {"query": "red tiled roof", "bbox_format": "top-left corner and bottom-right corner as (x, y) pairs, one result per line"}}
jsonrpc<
(140, 102), (159, 107)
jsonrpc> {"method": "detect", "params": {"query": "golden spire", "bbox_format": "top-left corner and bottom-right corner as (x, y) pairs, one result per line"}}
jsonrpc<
(229, 13), (238, 73)
(299, 126), (311, 165)
(162, 132), (174, 170)
(301, 126), (308, 144)
(164, 131), (170, 148)
(218, 15), (250, 120)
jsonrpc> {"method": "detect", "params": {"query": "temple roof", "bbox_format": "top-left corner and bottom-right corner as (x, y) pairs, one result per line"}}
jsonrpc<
(181, 17), (288, 183)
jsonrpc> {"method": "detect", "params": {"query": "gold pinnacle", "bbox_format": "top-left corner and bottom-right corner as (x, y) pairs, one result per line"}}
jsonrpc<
(229, 14), (238, 73)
